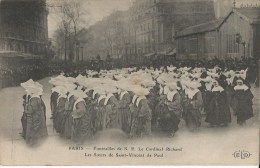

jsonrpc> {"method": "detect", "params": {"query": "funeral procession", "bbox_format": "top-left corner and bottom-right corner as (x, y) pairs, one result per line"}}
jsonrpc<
(0, 0), (259, 157)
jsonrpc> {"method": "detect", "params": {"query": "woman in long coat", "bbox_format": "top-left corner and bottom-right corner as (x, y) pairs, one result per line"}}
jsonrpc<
(26, 94), (48, 146)
(205, 80), (231, 127)
(232, 79), (254, 125)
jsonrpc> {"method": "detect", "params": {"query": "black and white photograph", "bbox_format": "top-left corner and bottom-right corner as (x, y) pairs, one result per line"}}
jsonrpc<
(0, 0), (259, 166)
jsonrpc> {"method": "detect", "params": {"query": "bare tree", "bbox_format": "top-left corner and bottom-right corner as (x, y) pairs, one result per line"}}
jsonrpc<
(50, 0), (89, 63)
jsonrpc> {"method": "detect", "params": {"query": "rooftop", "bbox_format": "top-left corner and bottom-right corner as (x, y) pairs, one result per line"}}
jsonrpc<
(234, 7), (260, 23)
(175, 7), (260, 38)
(175, 18), (224, 38)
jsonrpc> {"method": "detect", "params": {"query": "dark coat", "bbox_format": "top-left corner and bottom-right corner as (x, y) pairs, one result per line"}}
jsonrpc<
(25, 97), (48, 145)
(71, 101), (93, 143)
(205, 90), (231, 125)
(184, 91), (203, 130)
(54, 97), (67, 134)
(232, 89), (254, 123)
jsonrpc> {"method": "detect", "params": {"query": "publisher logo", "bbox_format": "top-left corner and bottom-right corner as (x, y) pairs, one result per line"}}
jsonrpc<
(232, 150), (252, 159)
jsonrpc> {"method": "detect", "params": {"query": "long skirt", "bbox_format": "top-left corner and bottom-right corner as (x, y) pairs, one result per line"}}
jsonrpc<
(184, 108), (201, 131)
(54, 112), (64, 134)
(63, 111), (73, 139)
(71, 115), (93, 143)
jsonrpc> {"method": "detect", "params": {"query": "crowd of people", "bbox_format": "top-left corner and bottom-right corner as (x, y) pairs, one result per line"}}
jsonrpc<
(19, 60), (257, 146)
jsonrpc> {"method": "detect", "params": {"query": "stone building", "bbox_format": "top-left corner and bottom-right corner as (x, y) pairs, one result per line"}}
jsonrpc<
(84, 0), (215, 65)
(127, 0), (216, 63)
(0, 0), (49, 59)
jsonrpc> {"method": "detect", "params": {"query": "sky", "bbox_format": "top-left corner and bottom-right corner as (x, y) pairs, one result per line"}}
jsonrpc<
(48, 0), (260, 38)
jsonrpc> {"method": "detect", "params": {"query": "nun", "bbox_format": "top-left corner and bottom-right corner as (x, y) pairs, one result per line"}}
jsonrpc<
(117, 85), (132, 134)
(23, 82), (48, 146)
(206, 79), (231, 127)
(20, 79), (35, 139)
(164, 82), (182, 136)
(104, 89), (120, 129)
(184, 81), (203, 131)
(129, 94), (139, 138)
(53, 86), (68, 134)
(232, 79), (254, 126)
(130, 87), (152, 138)
(71, 90), (93, 143)
(63, 84), (77, 139)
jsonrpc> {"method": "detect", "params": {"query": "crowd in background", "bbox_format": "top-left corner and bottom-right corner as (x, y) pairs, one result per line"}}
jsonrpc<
(0, 57), (259, 90)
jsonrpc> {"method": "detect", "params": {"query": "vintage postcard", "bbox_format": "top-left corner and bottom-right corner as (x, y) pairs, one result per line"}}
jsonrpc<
(0, 0), (259, 166)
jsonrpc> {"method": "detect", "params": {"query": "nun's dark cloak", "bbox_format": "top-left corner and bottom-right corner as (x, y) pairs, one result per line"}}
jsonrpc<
(63, 95), (76, 139)
(184, 90), (203, 131)
(155, 94), (168, 129)
(118, 91), (132, 133)
(136, 99), (152, 137)
(25, 96), (48, 146)
(231, 86), (254, 124)
(166, 92), (182, 133)
(50, 91), (59, 117)
(205, 87), (231, 126)
(54, 96), (67, 134)
(105, 96), (120, 129)
(71, 100), (93, 143)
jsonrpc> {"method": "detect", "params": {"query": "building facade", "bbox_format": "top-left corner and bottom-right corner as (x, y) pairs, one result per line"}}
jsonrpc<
(84, 0), (215, 64)
(175, 8), (260, 61)
(127, 0), (215, 63)
(0, 0), (48, 58)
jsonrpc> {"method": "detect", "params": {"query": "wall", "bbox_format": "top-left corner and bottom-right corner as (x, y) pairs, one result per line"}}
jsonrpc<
(0, 0), (48, 57)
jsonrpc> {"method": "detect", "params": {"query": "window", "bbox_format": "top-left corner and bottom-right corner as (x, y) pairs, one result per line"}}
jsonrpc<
(227, 34), (239, 53)
(189, 38), (197, 54)
(205, 36), (216, 53)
